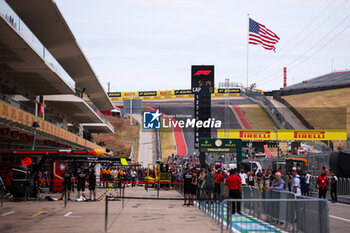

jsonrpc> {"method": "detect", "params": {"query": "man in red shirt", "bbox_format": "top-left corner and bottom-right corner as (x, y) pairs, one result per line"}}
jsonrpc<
(215, 169), (224, 199)
(224, 169), (242, 214)
(317, 171), (328, 199)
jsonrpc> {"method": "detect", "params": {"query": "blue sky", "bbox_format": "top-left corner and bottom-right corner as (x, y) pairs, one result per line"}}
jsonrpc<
(56, 0), (350, 92)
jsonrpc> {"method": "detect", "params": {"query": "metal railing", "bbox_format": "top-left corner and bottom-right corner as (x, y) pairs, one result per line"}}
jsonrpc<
(175, 182), (329, 233)
(85, 99), (113, 130)
(221, 198), (329, 233)
(0, 0), (75, 89)
(308, 176), (350, 196)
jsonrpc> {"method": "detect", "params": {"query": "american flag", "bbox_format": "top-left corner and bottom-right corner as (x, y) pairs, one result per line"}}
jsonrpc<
(249, 18), (280, 52)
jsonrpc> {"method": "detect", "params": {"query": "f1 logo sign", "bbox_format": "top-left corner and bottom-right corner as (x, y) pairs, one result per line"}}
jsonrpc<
(194, 70), (211, 76)
(21, 157), (32, 166)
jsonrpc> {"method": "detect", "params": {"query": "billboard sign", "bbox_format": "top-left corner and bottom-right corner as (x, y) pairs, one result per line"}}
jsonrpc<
(191, 65), (214, 95)
(217, 129), (348, 141)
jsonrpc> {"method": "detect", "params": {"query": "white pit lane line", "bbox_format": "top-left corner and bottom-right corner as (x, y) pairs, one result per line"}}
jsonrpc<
(64, 211), (81, 218)
(329, 215), (350, 223)
(1, 211), (15, 216)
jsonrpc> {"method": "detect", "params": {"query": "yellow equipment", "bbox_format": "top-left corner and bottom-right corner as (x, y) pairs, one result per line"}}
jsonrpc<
(144, 162), (171, 190)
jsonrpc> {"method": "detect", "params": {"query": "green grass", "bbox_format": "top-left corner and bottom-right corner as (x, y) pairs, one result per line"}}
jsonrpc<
(239, 104), (276, 129)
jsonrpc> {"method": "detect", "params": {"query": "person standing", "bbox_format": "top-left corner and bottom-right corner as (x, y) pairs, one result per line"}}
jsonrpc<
(111, 167), (118, 189)
(224, 169), (242, 215)
(198, 169), (206, 199)
(292, 168), (301, 196)
(59, 168), (73, 201)
(330, 171), (338, 203)
(88, 166), (97, 201)
(190, 168), (198, 206)
(305, 170), (311, 196)
(300, 173), (308, 196)
(77, 168), (87, 199)
(264, 169), (273, 189)
(247, 171), (255, 187)
(239, 169), (247, 186)
(317, 171), (328, 199)
(130, 169), (137, 187)
(183, 168), (193, 206)
(215, 169), (223, 199)
(287, 171), (293, 192)
(106, 167), (112, 188)
(268, 172), (285, 191)
(202, 168), (216, 202)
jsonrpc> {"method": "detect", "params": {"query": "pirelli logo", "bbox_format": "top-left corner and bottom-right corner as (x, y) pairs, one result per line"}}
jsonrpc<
(294, 131), (325, 139)
(239, 131), (271, 139)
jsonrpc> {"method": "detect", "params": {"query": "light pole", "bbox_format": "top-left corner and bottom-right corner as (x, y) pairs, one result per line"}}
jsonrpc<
(273, 126), (279, 169)
(32, 121), (40, 150)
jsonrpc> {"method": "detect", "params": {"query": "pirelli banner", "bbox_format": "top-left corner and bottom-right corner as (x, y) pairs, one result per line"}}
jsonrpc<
(175, 89), (192, 95)
(138, 91), (157, 97)
(108, 92), (121, 97)
(217, 129), (348, 141)
(216, 88), (241, 94)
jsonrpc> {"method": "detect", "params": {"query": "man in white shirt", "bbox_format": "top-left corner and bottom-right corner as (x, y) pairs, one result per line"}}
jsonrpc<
(305, 170), (311, 196)
(131, 169), (137, 187)
(292, 167), (301, 196)
(239, 169), (247, 186)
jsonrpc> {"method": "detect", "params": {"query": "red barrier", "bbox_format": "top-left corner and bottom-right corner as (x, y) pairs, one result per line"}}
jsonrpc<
(37, 179), (184, 185)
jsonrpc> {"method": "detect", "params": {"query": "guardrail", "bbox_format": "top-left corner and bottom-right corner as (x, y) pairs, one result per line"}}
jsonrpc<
(273, 95), (314, 129)
(221, 198), (329, 233)
(175, 182), (329, 233)
(84, 99), (113, 130)
(308, 176), (350, 196)
(0, 0), (75, 89)
(244, 90), (293, 129)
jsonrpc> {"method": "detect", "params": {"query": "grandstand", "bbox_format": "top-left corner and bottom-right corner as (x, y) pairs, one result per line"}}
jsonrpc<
(0, 0), (113, 150)
(280, 70), (350, 94)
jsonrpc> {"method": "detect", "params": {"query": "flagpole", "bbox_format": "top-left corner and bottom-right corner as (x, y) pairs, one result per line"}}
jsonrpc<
(246, 13), (249, 89)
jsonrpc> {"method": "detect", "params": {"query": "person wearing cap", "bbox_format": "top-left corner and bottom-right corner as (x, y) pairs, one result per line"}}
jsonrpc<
(247, 171), (255, 187)
(317, 171), (328, 199)
(292, 167), (301, 196)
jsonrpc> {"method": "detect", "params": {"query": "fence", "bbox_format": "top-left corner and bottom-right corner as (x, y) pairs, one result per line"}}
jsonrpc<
(221, 198), (329, 233)
(175, 182), (329, 232)
(308, 176), (350, 196)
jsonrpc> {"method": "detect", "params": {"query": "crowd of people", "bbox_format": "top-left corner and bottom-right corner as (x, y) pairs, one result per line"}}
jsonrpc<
(58, 165), (143, 201)
(169, 158), (339, 212)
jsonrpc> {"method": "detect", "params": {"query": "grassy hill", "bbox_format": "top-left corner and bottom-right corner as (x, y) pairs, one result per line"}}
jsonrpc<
(92, 115), (140, 157)
(239, 104), (276, 129)
(282, 88), (349, 132)
(282, 88), (349, 149)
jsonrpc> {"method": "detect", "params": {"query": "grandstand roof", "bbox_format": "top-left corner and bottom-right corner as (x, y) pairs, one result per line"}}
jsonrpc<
(283, 71), (350, 90)
(6, 0), (114, 111)
(0, 15), (75, 96)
